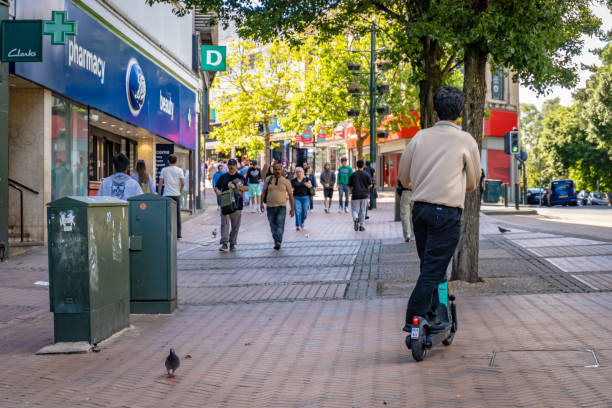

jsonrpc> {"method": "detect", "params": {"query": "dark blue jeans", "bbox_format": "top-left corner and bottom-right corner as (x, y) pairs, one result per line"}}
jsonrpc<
(266, 206), (286, 243)
(405, 202), (462, 325)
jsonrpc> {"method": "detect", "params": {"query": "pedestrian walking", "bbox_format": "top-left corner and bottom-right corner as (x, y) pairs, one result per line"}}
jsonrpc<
(348, 159), (372, 231)
(480, 169), (486, 203)
(304, 164), (317, 213)
(157, 154), (185, 239)
(214, 159), (249, 252)
(239, 163), (250, 208)
(207, 159), (216, 187)
(287, 162), (296, 180)
(291, 167), (312, 231)
(397, 180), (414, 242)
(98, 153), (143, 200)
(212, 164), (225, 210)
(398, 86), (480, 331)
(365, 160), (377, 210)
(261, 163), (295, 250)
(320, 162), (336, 213)
(247, 160), (263, 213)
(337, 158), (353, 213)
(132, 160), (156, 194)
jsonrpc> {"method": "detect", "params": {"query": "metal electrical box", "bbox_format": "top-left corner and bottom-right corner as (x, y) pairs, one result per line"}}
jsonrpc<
(485, 179), (503, 203)
(128, 193), (177, 314)
(47, 196), (129, 344)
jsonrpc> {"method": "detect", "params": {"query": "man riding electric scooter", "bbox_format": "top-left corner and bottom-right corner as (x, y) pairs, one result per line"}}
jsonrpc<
(397, 86), (481, 361)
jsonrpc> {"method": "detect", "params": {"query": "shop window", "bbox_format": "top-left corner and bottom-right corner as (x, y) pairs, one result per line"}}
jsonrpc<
(51, 97), (88, 200)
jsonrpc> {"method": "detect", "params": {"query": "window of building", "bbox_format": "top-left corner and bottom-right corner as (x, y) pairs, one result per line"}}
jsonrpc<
(491, 69), (505, 101)
(51, 96), (88, 200)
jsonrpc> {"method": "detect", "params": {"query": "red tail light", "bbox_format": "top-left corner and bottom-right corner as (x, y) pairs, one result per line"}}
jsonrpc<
(412, 317), (419, 326)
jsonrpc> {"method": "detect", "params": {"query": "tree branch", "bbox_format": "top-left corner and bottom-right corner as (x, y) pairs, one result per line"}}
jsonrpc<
(371, 1), (406, 23)
(441, 51), (457, 79)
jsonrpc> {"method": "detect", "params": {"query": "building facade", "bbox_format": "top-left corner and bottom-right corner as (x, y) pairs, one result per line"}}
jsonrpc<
(3, 0), (204, 256)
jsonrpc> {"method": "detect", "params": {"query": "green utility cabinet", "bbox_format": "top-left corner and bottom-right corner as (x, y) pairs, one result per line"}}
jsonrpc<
(128, 193), (177, 314)
(47, 197), (129, 344)
(485, 179), (503, 203)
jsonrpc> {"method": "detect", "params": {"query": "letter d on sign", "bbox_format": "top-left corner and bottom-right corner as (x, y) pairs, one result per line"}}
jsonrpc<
(201, 45), (227, 71)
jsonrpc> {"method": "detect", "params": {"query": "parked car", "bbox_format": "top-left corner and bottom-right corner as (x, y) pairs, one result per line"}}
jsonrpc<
(542, 179), (578, 207)
(577, 190), (590, 206)
(526, 188), (545, 204)
(588, 191), (610, 206)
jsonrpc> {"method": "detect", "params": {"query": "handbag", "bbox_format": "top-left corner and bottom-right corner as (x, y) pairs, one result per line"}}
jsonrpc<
(220, 188), (242, 215)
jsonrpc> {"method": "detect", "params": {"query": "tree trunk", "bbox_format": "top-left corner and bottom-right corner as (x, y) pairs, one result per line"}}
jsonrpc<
(355, 127), (364, 160)
(417, 37), (443, 129)
(451, 43), (486, 283)
(264, 121), (271, 166)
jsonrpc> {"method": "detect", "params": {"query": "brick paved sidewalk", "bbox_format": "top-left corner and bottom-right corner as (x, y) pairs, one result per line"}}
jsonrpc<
(1, 191), (611, 407)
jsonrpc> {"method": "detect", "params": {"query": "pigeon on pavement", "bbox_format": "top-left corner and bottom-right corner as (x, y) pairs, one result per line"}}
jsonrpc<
(498, 226), (511, 233)
(165, 348), (180, 378)
(212, 228), (217, 237)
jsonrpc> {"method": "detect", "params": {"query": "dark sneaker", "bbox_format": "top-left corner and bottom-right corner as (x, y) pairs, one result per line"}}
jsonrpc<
(359, 226), (366, 231)
(354, 219), (359, 231)
(274, 242), (281, 250)
(229, 244), (236, 252)
(219, 243), (229, 252)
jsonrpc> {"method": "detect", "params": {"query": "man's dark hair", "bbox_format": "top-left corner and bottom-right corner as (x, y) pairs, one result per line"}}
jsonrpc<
(365, 160), (371, 166)
(434, 86), (465, 121)
(356, 159), (364, 169)
(341, 157), (347, 163)
(168, 154), (178, 164)
(113, 154), (130, 173)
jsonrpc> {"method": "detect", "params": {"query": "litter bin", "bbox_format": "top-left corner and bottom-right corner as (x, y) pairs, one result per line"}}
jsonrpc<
(484, 179), (503, 203)
(47, 196), (129, 344)
(128, 193), (177, 314)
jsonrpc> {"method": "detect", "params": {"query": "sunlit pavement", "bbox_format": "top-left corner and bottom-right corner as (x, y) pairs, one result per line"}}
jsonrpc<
(1, 190), (611, 407)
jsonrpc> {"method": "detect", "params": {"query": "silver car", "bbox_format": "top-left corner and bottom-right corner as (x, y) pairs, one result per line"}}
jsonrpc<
(588, 192), (610, 206)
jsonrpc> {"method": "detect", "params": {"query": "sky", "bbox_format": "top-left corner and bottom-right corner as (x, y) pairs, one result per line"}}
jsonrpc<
(519, 4), (612, 110)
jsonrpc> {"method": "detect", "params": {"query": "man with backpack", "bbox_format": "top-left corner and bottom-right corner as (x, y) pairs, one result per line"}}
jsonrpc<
(214, 159), (249, 252)
(261, 162), (295, 250)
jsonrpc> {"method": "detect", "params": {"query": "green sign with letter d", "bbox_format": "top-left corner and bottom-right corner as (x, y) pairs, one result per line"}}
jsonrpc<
(201, 45), (226, 71)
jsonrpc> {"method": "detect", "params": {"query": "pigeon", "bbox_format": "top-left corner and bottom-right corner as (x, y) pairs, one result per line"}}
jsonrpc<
(165, 348), (180, 378)
(212, 228), (217, 237)
(498, 226), (511, 233)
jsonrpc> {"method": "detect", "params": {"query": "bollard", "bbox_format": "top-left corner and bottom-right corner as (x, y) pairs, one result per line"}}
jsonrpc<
(515, 183), (520, 210)
(394, 190), (401, 222)
(503, 185), (508, 207)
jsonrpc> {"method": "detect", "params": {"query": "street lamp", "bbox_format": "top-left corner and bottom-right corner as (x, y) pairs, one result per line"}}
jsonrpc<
(346, 21), (388, 209)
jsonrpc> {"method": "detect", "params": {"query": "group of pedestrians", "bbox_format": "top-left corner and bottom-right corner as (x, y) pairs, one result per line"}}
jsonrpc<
(213, 156), (379, 252)
(97, 153), (185, 239)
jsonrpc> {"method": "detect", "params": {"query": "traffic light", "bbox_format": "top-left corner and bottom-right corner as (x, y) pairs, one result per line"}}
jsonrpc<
(504, 130), (519, 154)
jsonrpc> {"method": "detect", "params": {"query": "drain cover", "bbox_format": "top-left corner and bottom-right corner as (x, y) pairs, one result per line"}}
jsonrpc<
(490, 349), (600, 368)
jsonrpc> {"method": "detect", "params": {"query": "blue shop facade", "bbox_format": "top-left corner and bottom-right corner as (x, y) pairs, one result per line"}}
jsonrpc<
(7, 0), (201, 246)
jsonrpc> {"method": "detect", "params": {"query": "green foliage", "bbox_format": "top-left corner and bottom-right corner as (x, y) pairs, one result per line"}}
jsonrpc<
(211, 40), (299, 159)
(522, 42), (612, 192)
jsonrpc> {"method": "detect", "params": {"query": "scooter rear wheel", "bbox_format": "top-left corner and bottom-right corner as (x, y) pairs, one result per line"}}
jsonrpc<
(410, 336), (426, 361)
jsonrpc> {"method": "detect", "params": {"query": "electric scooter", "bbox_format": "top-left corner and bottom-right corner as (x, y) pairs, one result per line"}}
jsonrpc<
(404, 282), (457, 361)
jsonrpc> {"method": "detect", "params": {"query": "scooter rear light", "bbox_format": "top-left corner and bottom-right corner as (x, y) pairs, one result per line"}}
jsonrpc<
(412, 317), (419, 326)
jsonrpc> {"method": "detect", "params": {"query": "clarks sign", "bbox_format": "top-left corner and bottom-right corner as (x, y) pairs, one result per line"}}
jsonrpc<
(1, 20), (43, 62)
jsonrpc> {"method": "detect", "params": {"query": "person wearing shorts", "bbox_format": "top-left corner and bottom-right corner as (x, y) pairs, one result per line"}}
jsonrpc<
(320, 162), (336, 213)
(247, 160), (262, 213)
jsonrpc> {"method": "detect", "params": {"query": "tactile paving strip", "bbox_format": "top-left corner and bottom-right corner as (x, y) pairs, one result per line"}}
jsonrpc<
(526, 244), (612, 258)
(570, 273), (612, 291)
(546, 256), (612, 273)
(511, 237), (606, 248)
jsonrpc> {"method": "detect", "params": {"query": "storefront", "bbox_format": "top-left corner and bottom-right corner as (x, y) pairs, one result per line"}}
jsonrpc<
(7, 0), (199, 245)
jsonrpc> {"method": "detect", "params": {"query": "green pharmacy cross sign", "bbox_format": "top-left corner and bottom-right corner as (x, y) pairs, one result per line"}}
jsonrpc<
(43, 11), (77, 45)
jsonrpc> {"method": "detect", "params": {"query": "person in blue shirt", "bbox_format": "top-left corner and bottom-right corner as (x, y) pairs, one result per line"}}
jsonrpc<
(212, 164), (226, 210)
(97, 154), (143, 200)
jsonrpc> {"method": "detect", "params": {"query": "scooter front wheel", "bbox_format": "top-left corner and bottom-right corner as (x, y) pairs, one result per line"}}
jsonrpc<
(442, 332), (454, 346)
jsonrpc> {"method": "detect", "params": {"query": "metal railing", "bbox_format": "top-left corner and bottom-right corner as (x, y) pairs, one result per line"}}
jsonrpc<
(7, 178), (39, 243)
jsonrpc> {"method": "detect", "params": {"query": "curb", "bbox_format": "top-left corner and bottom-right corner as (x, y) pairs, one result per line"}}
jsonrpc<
(481, 209), (538, 215)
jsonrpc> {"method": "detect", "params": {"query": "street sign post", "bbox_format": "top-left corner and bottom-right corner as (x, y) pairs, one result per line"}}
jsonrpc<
(1, 20), (42, 62)
(201, 45), (226, 71)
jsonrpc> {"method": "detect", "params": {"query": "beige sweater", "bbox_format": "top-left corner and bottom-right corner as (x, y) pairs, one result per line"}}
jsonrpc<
(398, 121), (481, 209)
